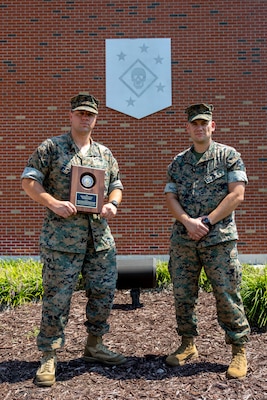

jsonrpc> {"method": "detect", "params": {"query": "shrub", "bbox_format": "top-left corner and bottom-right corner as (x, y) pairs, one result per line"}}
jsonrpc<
(156, 261), (171, 288)
(0, 258), (43, 308)
(241, 265), (267, 329)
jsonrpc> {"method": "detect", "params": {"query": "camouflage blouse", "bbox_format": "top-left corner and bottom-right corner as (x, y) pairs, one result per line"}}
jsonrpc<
(21, 132), (123, 253)
(164, 141), (248, 248)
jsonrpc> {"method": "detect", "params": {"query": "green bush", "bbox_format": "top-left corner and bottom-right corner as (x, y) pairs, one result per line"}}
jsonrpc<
(198, 268), (213, 293)
(156, 261), (171, 288)
(0, 258), (43, 308)
(241, 264), (267, 328)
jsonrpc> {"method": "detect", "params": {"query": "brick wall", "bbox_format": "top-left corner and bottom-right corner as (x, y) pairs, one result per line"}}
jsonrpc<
(1, 0), (266, 257)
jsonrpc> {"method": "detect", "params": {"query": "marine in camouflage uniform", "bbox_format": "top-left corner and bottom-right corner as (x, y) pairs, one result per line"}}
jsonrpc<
(164, 103), (250, 379)
(21, 93), (126, 387)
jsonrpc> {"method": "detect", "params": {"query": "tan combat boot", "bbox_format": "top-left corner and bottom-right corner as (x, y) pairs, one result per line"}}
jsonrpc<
(227, 345), (247, 379)
(166, 336), (198, 366)
(35, 351), (57, 387)
(83, 334), (126, 365)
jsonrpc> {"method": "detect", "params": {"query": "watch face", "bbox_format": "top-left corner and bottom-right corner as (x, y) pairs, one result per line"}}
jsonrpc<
(202, 217), (212, 229)
(81, 174), (95, 188)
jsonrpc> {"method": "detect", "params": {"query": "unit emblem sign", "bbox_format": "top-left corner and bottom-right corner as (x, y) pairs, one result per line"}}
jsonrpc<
(106, 38), (172, 119)
(70, 165), (105, 213)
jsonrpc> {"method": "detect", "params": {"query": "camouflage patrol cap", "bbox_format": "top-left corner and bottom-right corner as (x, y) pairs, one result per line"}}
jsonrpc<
(185, 103), (214, 122)
(71, 93), (99, 114)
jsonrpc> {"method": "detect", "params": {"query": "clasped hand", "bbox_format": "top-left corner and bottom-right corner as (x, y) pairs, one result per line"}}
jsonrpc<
(186, 217), (210, 241)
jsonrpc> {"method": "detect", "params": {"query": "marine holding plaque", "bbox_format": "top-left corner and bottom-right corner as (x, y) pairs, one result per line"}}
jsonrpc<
(70, 165), (105, 213)
(21, 92), (125, 387)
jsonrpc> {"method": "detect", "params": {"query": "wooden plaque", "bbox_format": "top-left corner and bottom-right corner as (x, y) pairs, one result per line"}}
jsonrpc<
(70, 165), (105, 213)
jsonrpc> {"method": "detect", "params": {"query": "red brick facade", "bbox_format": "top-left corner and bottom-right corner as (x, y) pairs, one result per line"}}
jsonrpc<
(1, 1), (266, 258)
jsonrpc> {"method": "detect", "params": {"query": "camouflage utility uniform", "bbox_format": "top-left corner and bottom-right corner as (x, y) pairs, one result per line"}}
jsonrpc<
(21, 132), (123, 351)
(165, 140), (250, 345)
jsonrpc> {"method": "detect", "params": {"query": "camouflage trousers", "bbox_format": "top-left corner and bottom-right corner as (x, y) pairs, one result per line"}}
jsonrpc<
(37, 245), (117, 352)
(168, 240), (250, 345)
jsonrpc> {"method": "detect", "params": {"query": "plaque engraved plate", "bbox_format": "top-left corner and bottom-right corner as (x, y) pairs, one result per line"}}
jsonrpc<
(70, 165), (105, 213)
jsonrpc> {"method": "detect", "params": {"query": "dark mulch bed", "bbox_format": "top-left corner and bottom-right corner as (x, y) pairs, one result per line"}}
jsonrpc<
(0, 289), (266, 400)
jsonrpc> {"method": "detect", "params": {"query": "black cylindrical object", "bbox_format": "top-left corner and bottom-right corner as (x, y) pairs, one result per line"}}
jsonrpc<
(116, 258), (157, 289)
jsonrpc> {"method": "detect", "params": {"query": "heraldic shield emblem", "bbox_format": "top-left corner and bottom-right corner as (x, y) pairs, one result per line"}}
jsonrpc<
(106, 38), (172, 119)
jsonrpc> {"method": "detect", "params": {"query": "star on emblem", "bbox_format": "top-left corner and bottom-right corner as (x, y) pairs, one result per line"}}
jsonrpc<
(126, 97), (135, 106)
(117, 51), (126, 61)
(140, 43), (149, 53)
(154, 55), (164, 64)
(156, 82), (165, 92)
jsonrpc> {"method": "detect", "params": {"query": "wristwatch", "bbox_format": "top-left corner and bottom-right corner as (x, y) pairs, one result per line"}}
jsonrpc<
(201, 217), (213, 230)
(110, 200), (119, 208)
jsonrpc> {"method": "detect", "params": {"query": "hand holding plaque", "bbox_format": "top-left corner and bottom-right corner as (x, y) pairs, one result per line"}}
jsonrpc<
(70, 165), (105, 213)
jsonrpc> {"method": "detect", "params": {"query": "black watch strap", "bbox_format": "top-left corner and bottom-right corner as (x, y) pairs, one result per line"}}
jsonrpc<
(201, 217), (212, 230)
(110, 200), (119, 208)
